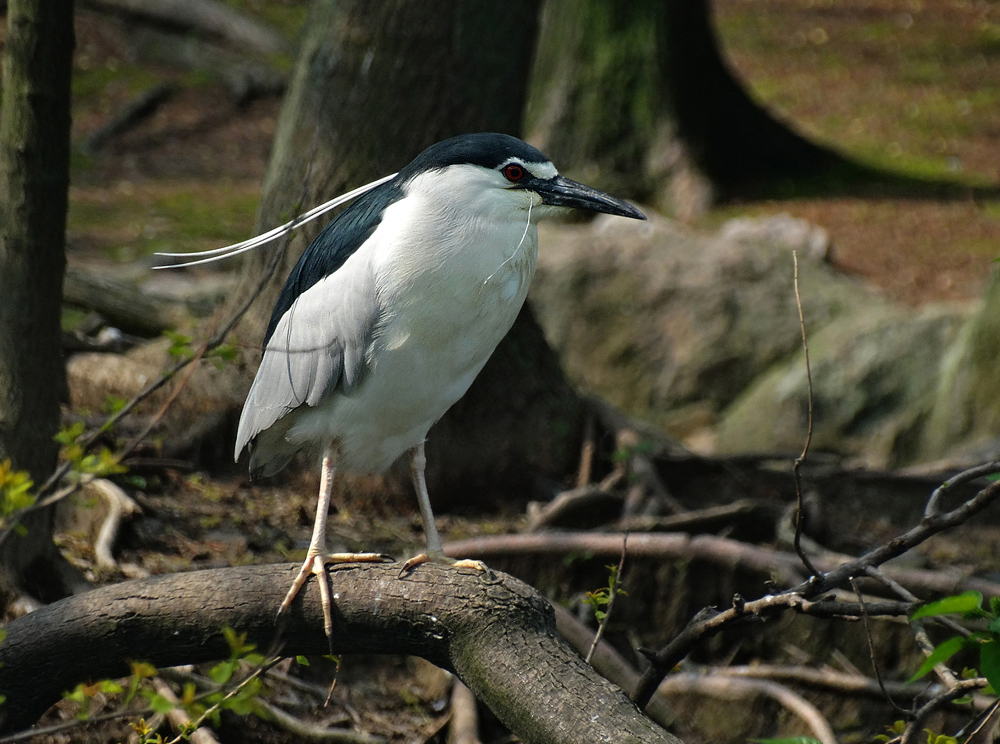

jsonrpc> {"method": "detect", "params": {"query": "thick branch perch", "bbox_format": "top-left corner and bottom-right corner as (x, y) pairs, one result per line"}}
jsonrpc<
(0, 563), (678, 744)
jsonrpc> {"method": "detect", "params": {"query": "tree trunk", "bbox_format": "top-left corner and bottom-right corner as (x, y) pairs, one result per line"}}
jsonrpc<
(0, 0), (85, 602)
(526, 0), (839, 216)
(230, 0), (584, 506)
(0, 562), (681, 744)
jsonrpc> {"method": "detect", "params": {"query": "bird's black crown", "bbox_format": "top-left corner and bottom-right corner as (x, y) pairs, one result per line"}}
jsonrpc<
(398, 133), (549, 180)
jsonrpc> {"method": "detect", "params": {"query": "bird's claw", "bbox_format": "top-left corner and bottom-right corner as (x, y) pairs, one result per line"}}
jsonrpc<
(279, 551), (396, 651)
(398, 552), (489, 578)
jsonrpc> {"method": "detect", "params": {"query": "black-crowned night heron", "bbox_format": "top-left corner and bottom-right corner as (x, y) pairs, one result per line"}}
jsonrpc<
(166, 133), (645, 640)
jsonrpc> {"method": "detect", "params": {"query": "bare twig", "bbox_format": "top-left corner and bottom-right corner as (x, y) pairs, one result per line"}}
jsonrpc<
(0, 708), (155, 744)
(851, 577), (909, 715)
(525, 484), (622, 532)
(961, 699), (1000, 744)
(713, 664), (926, 700)
(628, 476), (1000, 708)
(924, 461), (1000, 518)
(618, 499), (775, 534)
(255, 699), (384, 744)
(900, 678), (990, 744)
(799, 478), (1000, 598)
(447, 531), (999, 601)
(791, 250), (818, 578)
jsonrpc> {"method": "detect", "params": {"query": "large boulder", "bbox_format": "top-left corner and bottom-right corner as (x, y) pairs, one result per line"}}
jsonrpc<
(716, 303), (969, 467)
(530, 213), (982, 465)
(532, 214), (875, 439)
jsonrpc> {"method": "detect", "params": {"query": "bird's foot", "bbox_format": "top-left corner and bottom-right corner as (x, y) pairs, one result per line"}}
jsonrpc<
(278, 552), (393, 645)
(399, 550), (487, 577)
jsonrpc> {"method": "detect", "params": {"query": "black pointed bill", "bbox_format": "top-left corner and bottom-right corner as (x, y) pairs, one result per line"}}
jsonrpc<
(533, 175), (646, 220)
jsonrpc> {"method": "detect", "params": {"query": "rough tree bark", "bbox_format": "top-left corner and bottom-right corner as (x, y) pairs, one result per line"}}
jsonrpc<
(230, 0), (584, 506)
(0, 0), (86, 602)
(527, 0), (839, 216)
(0, 563), (681, 744)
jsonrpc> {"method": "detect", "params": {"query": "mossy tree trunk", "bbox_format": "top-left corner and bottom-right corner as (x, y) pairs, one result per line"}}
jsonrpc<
(526, 0), (839, 217)
(230, 0), (584, 506)
(0, 0), (84, 602)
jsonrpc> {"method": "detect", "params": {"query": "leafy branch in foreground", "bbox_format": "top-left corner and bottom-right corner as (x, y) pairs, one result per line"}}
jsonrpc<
(9, 627), (274, 744)
(908, 591), (1000, 698)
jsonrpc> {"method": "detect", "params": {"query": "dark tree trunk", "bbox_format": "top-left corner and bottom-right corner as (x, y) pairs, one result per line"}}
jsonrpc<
(527, 0), (839, 216)
(0, 563), (681, 744)
(0, 0), (85, 602)
(231, 0), (584, 506)
(660, 0), (837, 189)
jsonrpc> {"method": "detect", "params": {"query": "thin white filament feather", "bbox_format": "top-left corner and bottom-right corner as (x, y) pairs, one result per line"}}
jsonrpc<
(484, 199), (532, 286)
(152, 173), (398, 270)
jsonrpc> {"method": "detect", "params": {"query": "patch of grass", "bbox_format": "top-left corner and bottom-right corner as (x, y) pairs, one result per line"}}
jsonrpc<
(72, 64), (160, 101)
(67, 181), (260, 261)
(153, 188), (260, 241)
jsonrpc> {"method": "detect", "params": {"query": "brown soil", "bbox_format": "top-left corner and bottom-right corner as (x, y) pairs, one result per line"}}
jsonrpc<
(713, 0), (1000, 304)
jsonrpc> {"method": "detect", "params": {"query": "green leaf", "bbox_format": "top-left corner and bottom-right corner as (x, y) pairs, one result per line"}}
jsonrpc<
(164, 331), (194, 359)
(952, 696), (973, 704)
(295, 655), (310, 666)
(53, 422), (85, 445)
(912, 591), (983, 620)
(145, 692), (175, 714)
(209, 660), (237, 685)
(131, 661), (158, 679)
(102, 395), (127, 415)
(909, 635), (967, 682)
(980, 640), (1000, 692)
(221, 625), (255, 656)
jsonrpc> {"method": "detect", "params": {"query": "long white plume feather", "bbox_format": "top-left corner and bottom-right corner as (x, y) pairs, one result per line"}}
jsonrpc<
(153, 173), (398, 270)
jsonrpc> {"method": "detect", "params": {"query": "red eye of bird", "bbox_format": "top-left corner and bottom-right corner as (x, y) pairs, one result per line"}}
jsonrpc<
(503, 163), (525, 182)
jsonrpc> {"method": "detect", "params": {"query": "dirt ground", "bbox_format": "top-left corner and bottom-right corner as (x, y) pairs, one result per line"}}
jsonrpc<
(4, 1), (1000, 742)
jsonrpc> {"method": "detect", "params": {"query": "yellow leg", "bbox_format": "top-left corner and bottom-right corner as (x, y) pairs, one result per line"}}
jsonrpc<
(277, 445), (390, 643)
(400, 442), (487, 576)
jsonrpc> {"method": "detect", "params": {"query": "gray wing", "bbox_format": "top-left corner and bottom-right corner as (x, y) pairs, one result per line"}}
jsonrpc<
(234, 259), (381, 470)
